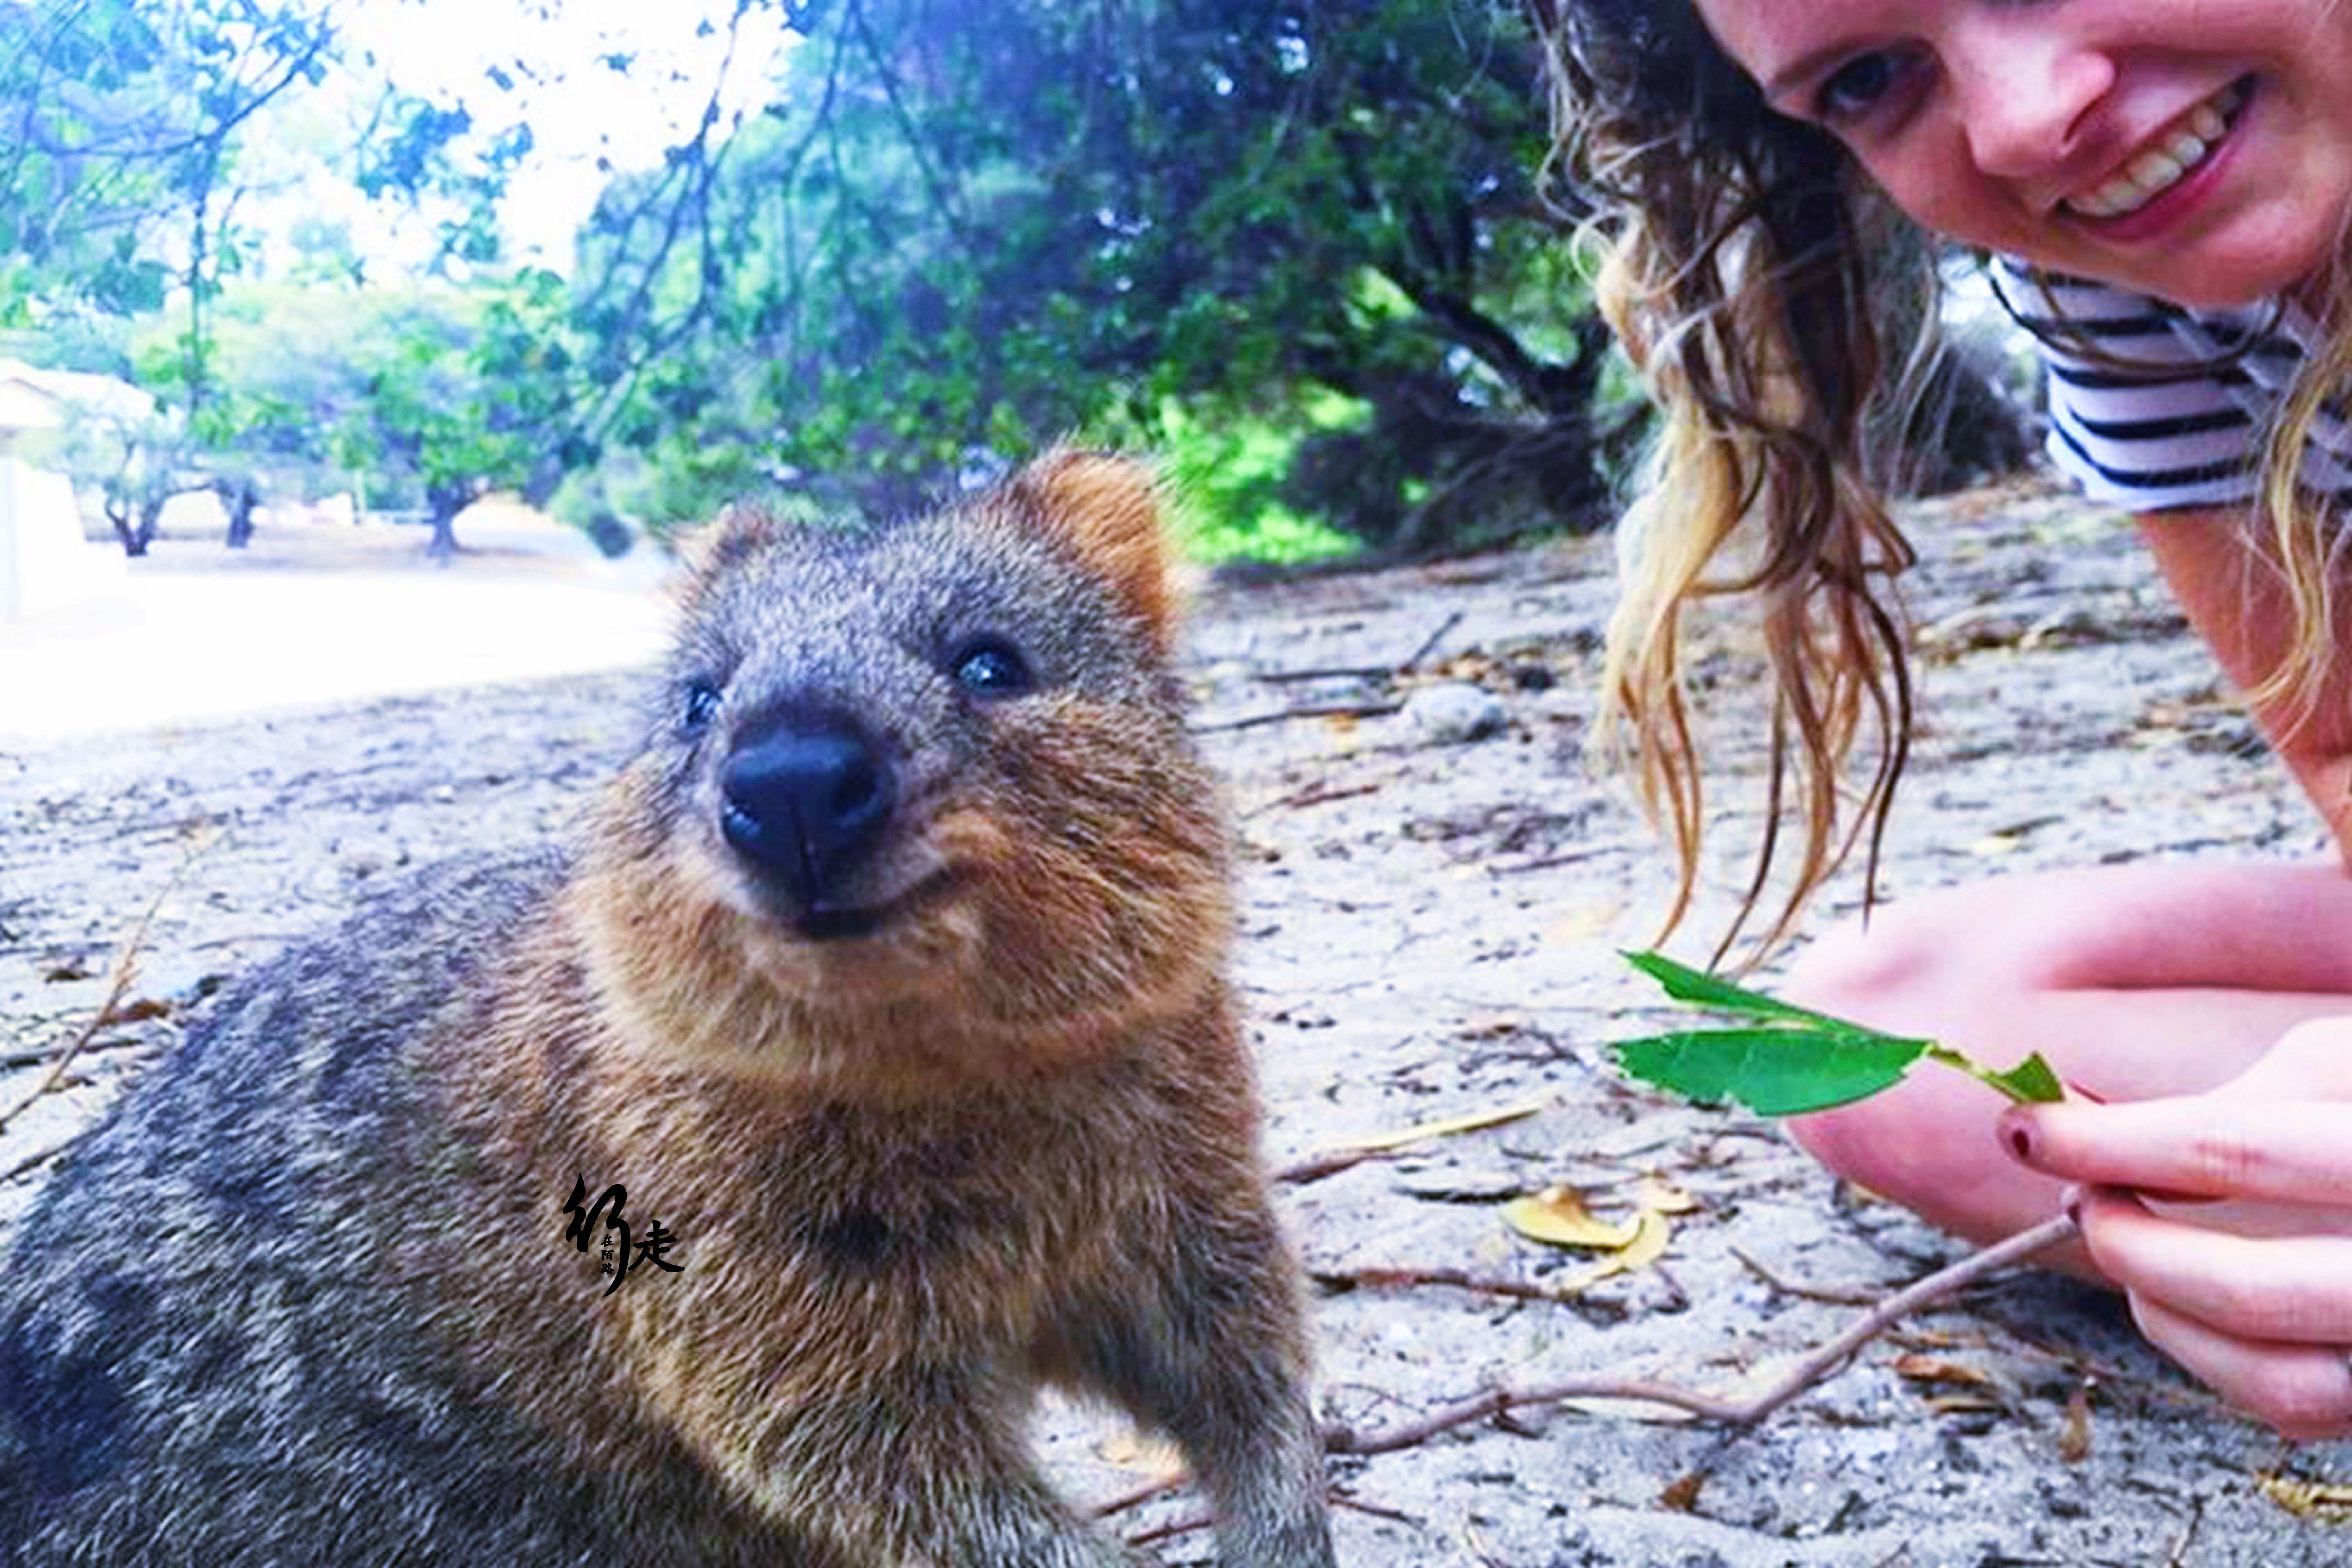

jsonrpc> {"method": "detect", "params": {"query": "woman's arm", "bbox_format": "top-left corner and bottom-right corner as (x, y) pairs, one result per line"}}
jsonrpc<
(1982, 512), (2352, 1438)
(2138, 507), (2352, 853)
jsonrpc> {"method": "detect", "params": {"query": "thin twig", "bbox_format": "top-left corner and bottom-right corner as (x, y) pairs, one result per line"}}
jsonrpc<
(0, 965), (140, 1133)
(1729, 1245), (1879, 1307)
(1192, 701), (1405, 736)
(1242, 782), (1383, 819)
(2165, 1497), (2204, 1566)
(0, 835), (205, 1135)
(1272, 1145), (1399, 1185)
(1105, 1483), (1422, 1543)
(0, 1033), (156, 1071)
(1092, 1473), (1185, 1520)
(1486, 837), (1646, 875)
(1257, 664), (1401, 686)
(1311, 1265), (1626, 1310)
(1399, 610), (1466, 673)
(1258, 611), (1468, 686)
(1123, 1505), (1213, 1548)
(1333, 1493), (1416, 1524)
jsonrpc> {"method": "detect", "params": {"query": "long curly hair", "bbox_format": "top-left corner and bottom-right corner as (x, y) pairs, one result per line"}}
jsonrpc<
(1530, 0), (1927, 963)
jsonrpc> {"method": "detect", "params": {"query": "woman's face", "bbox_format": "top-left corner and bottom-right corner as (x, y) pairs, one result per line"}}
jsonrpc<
(1693, 0), (2352, 309)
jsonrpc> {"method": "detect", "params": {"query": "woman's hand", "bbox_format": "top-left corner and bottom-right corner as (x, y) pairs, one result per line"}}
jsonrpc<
(2000, 1017), (2352, 1440)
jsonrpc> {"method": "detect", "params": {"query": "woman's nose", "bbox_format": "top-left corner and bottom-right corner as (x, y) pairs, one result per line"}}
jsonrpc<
(1953, 29), (2115, 180)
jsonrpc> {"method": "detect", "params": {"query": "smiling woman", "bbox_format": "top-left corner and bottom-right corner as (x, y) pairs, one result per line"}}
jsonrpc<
(1536, 0), (2352, 1443)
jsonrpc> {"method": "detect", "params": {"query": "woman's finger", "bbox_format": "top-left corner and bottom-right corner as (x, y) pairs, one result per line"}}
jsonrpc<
(2001, 1099), (2352, 1205)
(2128, 1293), (2352, 1442)
(2073, 1187), (2352, 1345)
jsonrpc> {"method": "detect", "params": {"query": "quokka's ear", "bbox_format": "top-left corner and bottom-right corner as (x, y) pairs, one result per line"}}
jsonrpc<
(1012, 448), (1182, 659)
(670, 502), (788, 598)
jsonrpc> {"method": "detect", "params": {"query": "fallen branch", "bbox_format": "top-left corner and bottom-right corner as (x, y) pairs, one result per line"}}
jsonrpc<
(1094, 1211), (2078, 1528)
(1329, 1214), (2078, 1449)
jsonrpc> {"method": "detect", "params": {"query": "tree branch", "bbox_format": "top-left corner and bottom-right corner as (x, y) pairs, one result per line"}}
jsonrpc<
(1093, 1212), (2079, 1530)
(1326, 1214), (2079, 1452)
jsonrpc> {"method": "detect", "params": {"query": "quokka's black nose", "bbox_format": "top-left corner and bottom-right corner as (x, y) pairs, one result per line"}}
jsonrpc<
(719, 725), (896, 910)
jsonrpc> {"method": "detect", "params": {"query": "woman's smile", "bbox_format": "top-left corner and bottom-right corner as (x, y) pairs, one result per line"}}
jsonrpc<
(2062, 77), (2247, 224)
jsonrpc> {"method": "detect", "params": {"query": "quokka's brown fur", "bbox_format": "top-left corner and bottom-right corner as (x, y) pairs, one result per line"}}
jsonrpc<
(0, 451), (1337, 1568)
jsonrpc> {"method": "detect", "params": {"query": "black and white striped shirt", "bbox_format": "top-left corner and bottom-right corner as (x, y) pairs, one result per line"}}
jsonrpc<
(1996, 263), (2352, 511)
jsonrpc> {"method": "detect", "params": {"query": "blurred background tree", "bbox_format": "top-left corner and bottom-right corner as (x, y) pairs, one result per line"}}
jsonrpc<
(570, 0), (1630, 555)
(0, 0), (2027, 564)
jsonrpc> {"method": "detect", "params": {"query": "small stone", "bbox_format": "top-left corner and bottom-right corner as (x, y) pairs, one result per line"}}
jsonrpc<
(1403, 682), (1507, 745)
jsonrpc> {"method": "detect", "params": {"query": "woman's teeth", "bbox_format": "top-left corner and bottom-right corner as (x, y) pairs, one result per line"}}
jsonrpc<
(2067, 83), (2247, 220)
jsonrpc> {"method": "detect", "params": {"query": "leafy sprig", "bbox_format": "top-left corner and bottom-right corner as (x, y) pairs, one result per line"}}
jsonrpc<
(1613, 951), (2063, 1116)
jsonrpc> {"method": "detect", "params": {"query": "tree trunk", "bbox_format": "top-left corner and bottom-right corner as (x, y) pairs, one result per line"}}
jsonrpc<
(425, 483), (469, 561)
(106, 497), (148, 558)
(220, 479), (259, 548)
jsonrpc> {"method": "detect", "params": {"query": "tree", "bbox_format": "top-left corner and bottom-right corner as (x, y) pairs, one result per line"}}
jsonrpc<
(2, 0), (337, 396)
(287, 274), (585, 556)
(22, 365), (185, 555)
(3, 0), (590, 555)
(577, 0), (1633, 552)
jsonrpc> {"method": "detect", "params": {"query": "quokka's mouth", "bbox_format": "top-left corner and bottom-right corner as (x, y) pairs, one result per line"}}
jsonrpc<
(784, 865), (962, 943)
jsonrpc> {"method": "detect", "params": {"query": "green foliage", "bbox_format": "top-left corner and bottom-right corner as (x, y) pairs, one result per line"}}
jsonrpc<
(572, 0), (1629, 554)
(319, 272), (579, 531)
(102, 272), (579, 548)
(1, 0), (336, 321)
(1111, 396), (1362, 568)
(1614, 952), (2065, 1116)
(1, 0), (1640, 566)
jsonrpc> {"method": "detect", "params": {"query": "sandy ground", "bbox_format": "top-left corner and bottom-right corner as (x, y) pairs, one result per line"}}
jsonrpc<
(3, 479), (2350, 1566)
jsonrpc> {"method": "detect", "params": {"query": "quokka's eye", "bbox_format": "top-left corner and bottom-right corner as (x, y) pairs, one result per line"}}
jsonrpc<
(682, 679), (724, 734)
(949, 635), (1034, 699)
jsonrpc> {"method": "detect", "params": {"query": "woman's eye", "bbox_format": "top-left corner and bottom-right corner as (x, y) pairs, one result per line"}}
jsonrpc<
(949, 636), (1035, 698)
(1816, 49), (1918, 123)
(682, 679), (724, 733)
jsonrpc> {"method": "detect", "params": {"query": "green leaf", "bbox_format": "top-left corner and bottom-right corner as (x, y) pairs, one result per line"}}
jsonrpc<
(1615, 1027), (1927, 1117)
(1924, 1044), (2066, 1106)
(1615, 952), (2068, 1114)
(1989, 1053), (2065, 1103)
(1621, 951), (1826, 1025)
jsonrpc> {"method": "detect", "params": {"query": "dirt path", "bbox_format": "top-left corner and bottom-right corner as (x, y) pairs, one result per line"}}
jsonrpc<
(3, 480), (2347, 1565)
